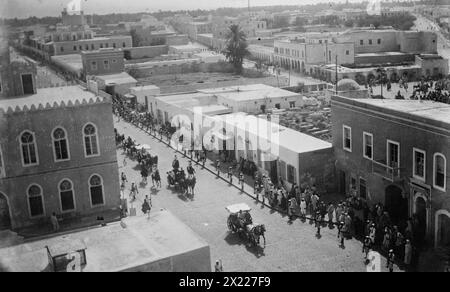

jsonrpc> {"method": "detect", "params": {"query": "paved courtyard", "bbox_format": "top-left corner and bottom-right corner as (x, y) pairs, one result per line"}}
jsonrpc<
(114, 118), (400, 272)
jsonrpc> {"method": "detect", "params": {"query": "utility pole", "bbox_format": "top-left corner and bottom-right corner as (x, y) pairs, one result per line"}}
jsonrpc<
(335, 54), (338, 94)
(289, 61), (291, 86)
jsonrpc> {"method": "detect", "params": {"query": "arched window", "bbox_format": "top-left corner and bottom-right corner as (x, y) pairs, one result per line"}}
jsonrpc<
(434, 153), (447, 191)
(53, 127), (70, 161)
(83, 124), (99, 157)
(89, 174), (104, 206)
(20, 131), (38, 166)
(59, 179), (75, 212)
(28, 184), (44, 217)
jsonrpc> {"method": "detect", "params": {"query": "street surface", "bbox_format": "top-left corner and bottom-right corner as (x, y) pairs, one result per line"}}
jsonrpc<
(115, 118), (400, 272)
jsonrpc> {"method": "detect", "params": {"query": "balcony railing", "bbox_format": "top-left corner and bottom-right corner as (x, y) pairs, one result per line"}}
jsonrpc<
(371, 160), (401, 182)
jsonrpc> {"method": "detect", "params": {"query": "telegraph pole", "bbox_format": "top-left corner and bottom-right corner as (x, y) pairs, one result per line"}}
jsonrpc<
(335, 54), (338, 94)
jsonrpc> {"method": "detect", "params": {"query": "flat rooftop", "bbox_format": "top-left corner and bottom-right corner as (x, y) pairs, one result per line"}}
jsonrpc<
(355, 51), (411, 57)
(0, 85), (103, 113)
(0, 210), (210, 272)
(322, 63), (421, 74)
(130, 84), (160, 91)
(51, 54), (82, 71)
(199, 84), (300, 102)
(169, 43), (207, 50)
(333, 95), (450, 129)
(213, 113), (332, 154)
(96, 72), (137, 85)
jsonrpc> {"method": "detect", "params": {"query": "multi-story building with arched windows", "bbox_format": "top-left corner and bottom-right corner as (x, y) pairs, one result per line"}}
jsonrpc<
(0, 42), (120, 232)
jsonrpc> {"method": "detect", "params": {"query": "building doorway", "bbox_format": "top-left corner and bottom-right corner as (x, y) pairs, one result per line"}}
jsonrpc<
(435, 210), (450, 248)
(415, 196), (427, 245)
(339, 170), (346, 194)
(385, 185), (408, 225)
(21, 74), (34, 95)
(0, 193), (11, 230)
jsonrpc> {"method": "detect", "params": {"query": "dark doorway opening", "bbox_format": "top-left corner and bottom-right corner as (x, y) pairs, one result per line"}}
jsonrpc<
(339, 170), (346, 194)
(21, 74), (34, 95)
(415, 196), (427, 246)
(385, 185), (408, 226)
(0, 193), (11, 230)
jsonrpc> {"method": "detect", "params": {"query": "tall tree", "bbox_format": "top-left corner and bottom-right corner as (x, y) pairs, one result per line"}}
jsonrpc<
(130, 29), (142, 47)
(223, 24), (250, 74)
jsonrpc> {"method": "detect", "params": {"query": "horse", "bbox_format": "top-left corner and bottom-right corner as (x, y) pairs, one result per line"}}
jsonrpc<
(249, 224), (266, 248)
(186, 174), (196, 196)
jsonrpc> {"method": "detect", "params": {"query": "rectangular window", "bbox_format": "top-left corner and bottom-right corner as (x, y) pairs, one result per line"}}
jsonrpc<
(100, 44), (104, 48)
(369, 39), (373, 45)
(289, 101), (296, 108)
(413, 148), (426, 181)
(387, 140), (400, 169)
(287, 164), (296, 184)
(91, 44), (95, 50)
(359, 177), (367, 199)
(377, 39), (381, 44)
(343, 125), (352, 152)
(363, 132), (373, 160)
(73, 46), (77, 51)
(79, 45), (82, 50)
(104, 60), (110, 69)
(91, 61), (97, 70)
(346, 50), (350, 55)
(123, 42), (126, 48)
(360, 40), (364, 45)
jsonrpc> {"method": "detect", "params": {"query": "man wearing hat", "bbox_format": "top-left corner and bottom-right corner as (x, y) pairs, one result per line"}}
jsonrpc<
(315, 211), (322, 237)
(369, 223), (376, 245)
(338, 221), (346, 248)
(215, 260), (223, 272)
(363, 236), (372, 260)
(227, 166), (233, 184)
(215, 159), (221, 176)
(239, 172), (244, 190)
(386, 249), (395, 272)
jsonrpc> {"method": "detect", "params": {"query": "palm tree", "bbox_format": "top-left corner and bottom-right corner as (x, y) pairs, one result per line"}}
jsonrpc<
(376, 67), (387, 98)
(222, 24), (250, 74)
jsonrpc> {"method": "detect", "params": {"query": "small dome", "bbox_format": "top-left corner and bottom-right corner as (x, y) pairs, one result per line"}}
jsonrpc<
(337, 79), (361, 91)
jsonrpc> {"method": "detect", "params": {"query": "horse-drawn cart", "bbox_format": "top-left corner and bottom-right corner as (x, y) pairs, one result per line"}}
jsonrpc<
(226, 203), (266, 248)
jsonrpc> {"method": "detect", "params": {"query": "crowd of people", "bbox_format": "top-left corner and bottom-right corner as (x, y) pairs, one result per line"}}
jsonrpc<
(113, 95), (428, 272)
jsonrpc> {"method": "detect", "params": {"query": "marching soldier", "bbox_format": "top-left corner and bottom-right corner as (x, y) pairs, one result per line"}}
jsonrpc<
(228, 166), (233, 184)
(216, 159), (221, 176)
(315, 211), (322, 237)
(239, 172), (244, 190)
(338, 221), (345, 248)
(363, 236), (372, 260)
(386, 249), (395, 272)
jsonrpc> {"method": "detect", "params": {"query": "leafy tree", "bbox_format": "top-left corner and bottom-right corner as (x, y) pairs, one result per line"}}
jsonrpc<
(376, 67), (387, 98)
(222, 24), (250, 74)
(130, 29), (142, 47)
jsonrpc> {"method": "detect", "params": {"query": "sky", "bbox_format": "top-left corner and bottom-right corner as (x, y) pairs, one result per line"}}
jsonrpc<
(0, 0), (354, 19)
